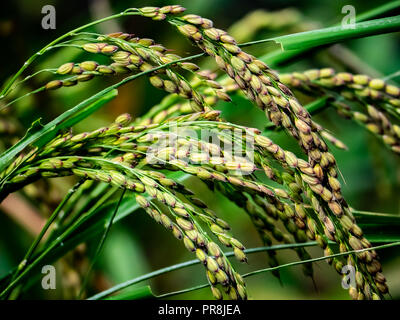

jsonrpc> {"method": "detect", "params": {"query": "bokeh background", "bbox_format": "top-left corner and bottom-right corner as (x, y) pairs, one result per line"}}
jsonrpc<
(0, 0), (400, 299)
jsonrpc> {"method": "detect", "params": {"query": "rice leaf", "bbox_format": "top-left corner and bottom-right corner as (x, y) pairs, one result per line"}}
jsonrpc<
(272, 15), (400, 51)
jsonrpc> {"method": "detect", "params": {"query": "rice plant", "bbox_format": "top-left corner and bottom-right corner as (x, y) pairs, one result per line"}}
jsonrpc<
(1, 2), (400, 300)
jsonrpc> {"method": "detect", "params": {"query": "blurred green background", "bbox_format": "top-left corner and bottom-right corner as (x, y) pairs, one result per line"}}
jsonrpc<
(0, 0), (399, 299)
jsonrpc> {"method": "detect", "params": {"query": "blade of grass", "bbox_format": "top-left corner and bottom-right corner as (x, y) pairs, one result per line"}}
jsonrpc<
(356, 1), (400, 21)
(47, 182), (110, 242)
(50, 180), (92, 231)
(78, 189), (126, 299)
(105, 286), (154, 300)
(260, 1), (400, 67)
(272, 16), (400, 51)
(13, 181), (84, 275)
(353, 209), (400, 242)
(353, 209), (400, 223)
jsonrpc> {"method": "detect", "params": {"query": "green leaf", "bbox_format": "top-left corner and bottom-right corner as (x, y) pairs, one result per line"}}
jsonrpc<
(356, 1), (400, 22)
(26, 119), (44, 135)
(354, 210), (400, 242)
(78, 189), (126, 298)
(273, 16), (400, 51)
(259, 1), (400, 67)
(104, 286), (154, 300)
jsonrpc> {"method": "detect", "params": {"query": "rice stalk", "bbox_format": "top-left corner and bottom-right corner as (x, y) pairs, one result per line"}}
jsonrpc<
(0, 4), (394, 300)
